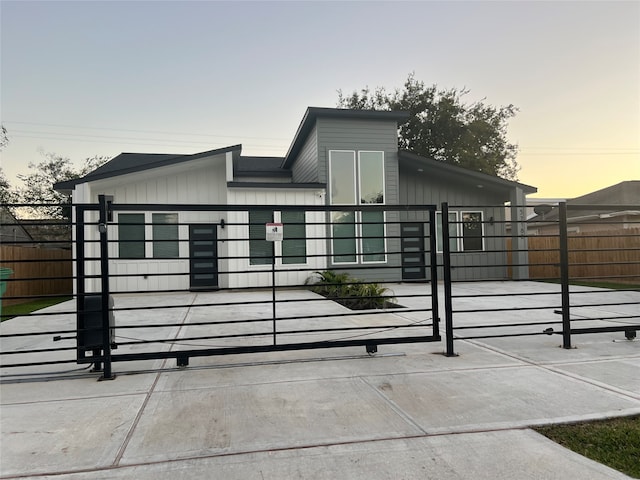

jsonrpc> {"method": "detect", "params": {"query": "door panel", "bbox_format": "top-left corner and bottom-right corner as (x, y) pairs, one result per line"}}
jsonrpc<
(401, 223), (426, 280)
(189, 225), (218, 290)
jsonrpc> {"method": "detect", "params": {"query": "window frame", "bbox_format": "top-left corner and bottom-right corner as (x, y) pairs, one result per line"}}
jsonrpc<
(117, 213), (146, 259)
(436, 211), (460, 254)
(248, 210), (308, 267)
(328, 150), (387, 265)
(460, 210), (485, 252)
(152, 212), (179, 259)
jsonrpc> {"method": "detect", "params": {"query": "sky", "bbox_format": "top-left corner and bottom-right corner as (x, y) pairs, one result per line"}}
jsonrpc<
(1, 0), (638, 199)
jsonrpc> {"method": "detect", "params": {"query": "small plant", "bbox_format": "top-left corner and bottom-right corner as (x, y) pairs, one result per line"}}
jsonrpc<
(306, 271), (396, 310)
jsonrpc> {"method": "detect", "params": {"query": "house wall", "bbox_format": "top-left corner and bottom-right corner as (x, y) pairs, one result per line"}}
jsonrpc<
(398, 170), (510, 281)
(226, 187), (327, 288)
(78, 154), (229, 293)
(291, 124), (318, 183)
(314, 117), (402, 282)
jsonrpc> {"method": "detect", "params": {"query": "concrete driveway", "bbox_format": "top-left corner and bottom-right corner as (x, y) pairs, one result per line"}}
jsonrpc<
(1, 281), (639, 479)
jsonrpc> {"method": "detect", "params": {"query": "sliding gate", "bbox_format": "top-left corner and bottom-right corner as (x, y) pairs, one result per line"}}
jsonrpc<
(74, 198), (441, 379)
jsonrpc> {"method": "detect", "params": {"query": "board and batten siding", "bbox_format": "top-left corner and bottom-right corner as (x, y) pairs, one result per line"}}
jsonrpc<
(398, 168), (509, 281)
(226, 187), (327, 289)
(79, 154), (229, 293)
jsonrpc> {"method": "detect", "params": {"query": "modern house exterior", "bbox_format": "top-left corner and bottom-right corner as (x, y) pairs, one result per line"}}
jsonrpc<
(55, 107), (536, 293)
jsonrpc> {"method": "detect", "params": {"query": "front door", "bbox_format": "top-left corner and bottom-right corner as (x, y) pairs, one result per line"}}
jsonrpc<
(189, 224), (218, 290)
(401, 223), (426, 281)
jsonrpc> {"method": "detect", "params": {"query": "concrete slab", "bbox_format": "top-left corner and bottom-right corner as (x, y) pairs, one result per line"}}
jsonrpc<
(3, 430), (631, 480)
(363, 365), (640, 434)
(120, 376), (423, 464)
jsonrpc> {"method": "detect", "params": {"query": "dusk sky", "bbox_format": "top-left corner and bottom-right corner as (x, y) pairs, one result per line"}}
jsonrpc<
(1, 1), (638, 199)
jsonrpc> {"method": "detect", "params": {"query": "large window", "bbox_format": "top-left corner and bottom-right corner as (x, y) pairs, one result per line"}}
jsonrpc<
(435, 210), (484, 253)
(249, 210), (307, 266)
(152, 213), (179, 258)
(118, 214), (145, 259)
(329, 150), (386, 264)
(282, 211), (307, 265)
(249, 210), (274, 265)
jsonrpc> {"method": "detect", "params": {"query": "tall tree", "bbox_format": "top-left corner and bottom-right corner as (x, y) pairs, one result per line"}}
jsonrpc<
(17, 152), (109, 219)
(0, 126), (16, 205)
(337, 73), (520, 180)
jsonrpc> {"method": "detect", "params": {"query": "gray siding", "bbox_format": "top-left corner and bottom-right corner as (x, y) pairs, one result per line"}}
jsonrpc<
(316, 117), (402, 280)
(399, 169), (510, 281)
(291, 125), (318, 183)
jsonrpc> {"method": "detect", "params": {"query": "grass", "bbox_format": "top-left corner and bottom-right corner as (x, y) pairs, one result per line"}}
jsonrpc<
(1, 296), (72, 321)
(535, 415), (640, 478)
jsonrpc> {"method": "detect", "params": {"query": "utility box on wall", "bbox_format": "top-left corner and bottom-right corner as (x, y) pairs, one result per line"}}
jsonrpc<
(78, 294), (115, 350)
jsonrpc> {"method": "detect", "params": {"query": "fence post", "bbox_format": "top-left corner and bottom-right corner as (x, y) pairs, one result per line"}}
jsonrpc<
(559, 201), (572, 349)
(428, 207), (440, 339)
(98, 195), (115, 379)
(442, 203), (456, 356)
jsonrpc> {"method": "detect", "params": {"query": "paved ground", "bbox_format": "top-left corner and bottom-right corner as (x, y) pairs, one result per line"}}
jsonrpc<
(1, 281), (639, 479)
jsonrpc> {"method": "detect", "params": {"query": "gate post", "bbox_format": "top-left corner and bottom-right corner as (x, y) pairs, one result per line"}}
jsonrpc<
(559, 202), (572, 349)
(98, 194), (115, 379)
(442, 203), (456, 356)
(428, 207), (440, 339)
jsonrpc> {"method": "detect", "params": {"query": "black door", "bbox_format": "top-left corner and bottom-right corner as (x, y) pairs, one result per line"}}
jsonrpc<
(189, 225), (218, 290)
(401, 223), (426, 280)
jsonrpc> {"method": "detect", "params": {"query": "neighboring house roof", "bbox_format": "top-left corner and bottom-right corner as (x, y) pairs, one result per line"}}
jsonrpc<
(55, 145), (242, 193)
(528, 181), (640, 223)
(0, 206), (33, 243)
(399, 150), (537, 195)
(282, 107), (410, 168)
(233, 156), (290, 178)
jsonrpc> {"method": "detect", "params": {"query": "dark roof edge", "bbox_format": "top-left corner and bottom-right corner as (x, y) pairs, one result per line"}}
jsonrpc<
(227, 182), (326, 189)
(399, 150), (537, 194)
(55, 144), (242, 192)
(281, 107), (410, 168)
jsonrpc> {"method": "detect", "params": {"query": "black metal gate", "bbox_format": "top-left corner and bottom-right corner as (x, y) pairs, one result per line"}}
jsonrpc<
(71, 198), (441, 379)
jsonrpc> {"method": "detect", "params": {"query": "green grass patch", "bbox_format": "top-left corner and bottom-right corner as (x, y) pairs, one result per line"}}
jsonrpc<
(535, 415), (640, 478)
(1, 296), (72, 321)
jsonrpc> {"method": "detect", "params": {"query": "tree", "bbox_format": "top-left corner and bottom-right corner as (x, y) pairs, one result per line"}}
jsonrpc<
(16, 152), (109, 219)
(337, 73), (520, 180)
(0, 126), (16, 205)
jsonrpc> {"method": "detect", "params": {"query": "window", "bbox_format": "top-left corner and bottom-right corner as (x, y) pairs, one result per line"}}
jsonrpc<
(118, 214), (145, 259)
(249, 210), (307, 266)
(329, 150), (386, 264)
(249, 210), (274, 265)
(461, 211), (484, 251)
(282, 211), (307, 265)
(435, 211), (485, 253)
(436, 211), (460, 253)
(118, 212), (181, 259)
(152, 213), (179, 258)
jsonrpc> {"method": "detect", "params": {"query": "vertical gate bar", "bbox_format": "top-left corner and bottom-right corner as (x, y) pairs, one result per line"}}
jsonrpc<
(75, 205), (87, 364)
(272, 249), (277, 345)
(428, 207), (440, 338)
(98, 195), (114, 379)
(559, 201), (572, 349)
(442, 202), (456, 356)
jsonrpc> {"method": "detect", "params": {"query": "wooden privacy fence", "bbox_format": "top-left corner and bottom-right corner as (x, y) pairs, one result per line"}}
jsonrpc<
(509, 228), (640, 283)
(0, 246), (73, 306)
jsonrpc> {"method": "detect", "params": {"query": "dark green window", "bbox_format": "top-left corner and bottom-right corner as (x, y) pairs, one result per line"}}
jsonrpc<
(249, 210), (274, 265)
(152, 213), (179, 258)
(118, 213), (145, 259)
(282, 211), (306, 264)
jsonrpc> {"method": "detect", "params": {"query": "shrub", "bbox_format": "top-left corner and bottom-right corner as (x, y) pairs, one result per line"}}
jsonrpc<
(306, 271), (396, 310)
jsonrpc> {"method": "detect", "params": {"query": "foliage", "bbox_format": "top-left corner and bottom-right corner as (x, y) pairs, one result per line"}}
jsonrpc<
(535, 415), (640, 478)
(0, 167), (16, 205)
(15, 152), (109, 219)
(306, 270), (395, 310)
(337, 73), (520, 180)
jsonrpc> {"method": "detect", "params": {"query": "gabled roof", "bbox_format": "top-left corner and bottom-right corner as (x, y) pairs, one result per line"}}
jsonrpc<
(54, 145), (241, 193)
(281, 107), (410, 168)
(399, 150), (537, 195)
(528, 180), (640, 222)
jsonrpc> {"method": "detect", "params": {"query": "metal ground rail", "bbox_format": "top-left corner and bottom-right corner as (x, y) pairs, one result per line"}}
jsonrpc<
(441, 201), (640, 356)
(1, 199), (441, 380)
